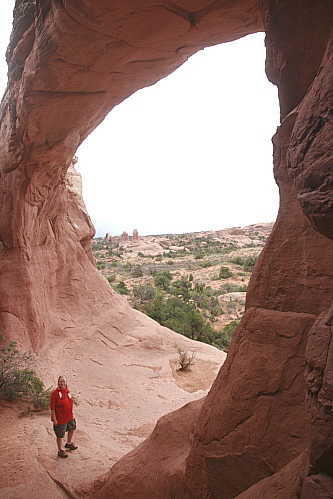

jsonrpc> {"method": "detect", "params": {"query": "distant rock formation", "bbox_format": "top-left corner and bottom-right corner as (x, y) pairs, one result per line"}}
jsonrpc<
(120, 231), (129, 243)
(132, 229), (139, 241)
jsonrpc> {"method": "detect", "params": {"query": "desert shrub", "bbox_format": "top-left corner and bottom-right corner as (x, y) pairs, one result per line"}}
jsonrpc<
(194, 252), (204, 260)
(212, 320), (239, 350)
(243, 256), (258, 272)
(208, 296), (223, 316)
(194, 282), (205, 293)
(96, 261), (106, 270)
(144, 293), (166, 323)
(192, 291), (210, 309)
(177, 349), (195, 371)
(222, 282), (247, 293)
(145, 296), (213, 343)
(225, 301), (239, 312)
(219, 266), (234, 279)
(107, 274), (116, 283)
(0, 337), (50, 407)
(165, 251), (177, 258)
(132, 283), (156, 305)
(155, 255), (162, 261)
(228, 256), (244, 266)
(166, 260), (174, 265)
(169, 276), (192, 299)
(131, 266), (143, 278)
(199, 261), (212, 268)
(31, 385), (53, 409)
(138, 252), (145, 257)
(154, 270), (172, 290)
(222, 245), (237, 254)
(113, 281), (129, 295)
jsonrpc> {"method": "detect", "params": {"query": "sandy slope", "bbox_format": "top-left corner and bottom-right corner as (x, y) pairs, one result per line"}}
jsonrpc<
(0, 301), (225, 498)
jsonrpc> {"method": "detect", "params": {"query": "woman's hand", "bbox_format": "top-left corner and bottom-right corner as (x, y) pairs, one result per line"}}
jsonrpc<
(51, 409), (57, 425)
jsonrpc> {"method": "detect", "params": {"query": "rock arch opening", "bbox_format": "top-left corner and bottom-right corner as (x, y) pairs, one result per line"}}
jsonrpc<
(76, 33), (279, 238)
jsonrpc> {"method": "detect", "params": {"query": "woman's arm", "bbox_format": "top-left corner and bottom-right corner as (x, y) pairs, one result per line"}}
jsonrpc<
(51, 409), (58, 425)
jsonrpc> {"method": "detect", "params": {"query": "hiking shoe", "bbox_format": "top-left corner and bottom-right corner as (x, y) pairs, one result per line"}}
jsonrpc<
(65, 442), (78, 450)
(58, 449), (68, 458)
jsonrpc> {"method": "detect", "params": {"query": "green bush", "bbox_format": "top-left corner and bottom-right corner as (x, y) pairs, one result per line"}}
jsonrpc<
(113, 281), (130, 295)
(177, 348), (195, 371)
(221, 282), (247, 293)
(194, 252), (204, 260)
(219, 266), (234, 279)
(0, 337), (50, 407)
(132, 283), (156, 305)
(212, 320), (239, 350)
(131, 266), (143, 278)
(154, 270), (172, 290)
(145, 295), (213, 343)
(31, 385), (53, 409)
(107, 274), (116, 283)
(228, 256), (244, 266)
(243, 256), (258, 272)
(199, 261), (212, 268)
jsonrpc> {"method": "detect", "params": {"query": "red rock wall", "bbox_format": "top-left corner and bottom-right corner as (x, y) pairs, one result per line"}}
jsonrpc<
(0, 0), (261, 351)
(1, 0), (333, 497)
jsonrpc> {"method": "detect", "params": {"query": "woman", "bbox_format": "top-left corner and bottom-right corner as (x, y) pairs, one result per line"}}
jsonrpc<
(50, 375), (78, 458)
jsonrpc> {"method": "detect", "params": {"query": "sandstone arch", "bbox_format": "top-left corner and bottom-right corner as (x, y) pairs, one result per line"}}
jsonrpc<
(1, 0), (333, 497)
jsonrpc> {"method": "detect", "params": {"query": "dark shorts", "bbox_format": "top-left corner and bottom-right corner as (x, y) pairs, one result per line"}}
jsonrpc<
(53, 418), (77, 438)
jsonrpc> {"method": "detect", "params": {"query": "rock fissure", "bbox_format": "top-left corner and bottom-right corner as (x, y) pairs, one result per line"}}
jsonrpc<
(199, 414), (254, 447)
(45, 470), (72, 498)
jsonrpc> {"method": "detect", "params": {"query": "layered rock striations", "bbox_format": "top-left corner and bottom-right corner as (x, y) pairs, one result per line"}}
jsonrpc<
(0, 0), (332, 498)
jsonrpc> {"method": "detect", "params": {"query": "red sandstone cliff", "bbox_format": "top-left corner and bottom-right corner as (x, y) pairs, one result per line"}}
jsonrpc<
(0, 1), (332, 498)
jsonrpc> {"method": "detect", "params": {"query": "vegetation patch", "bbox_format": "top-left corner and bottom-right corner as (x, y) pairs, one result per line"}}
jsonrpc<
(0, 335), (51, 410)
(92, 226), (270, 351)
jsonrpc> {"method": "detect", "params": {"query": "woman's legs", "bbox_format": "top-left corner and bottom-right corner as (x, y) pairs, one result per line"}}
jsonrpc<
(67, 430), (75, 444)
(56, 437), (63, 451)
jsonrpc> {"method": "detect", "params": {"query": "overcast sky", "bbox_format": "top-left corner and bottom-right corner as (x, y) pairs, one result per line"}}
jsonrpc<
(1, 3), (280, 237)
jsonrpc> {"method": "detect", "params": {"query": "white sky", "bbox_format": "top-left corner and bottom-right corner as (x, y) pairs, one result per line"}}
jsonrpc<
(1, 2), (280, 237)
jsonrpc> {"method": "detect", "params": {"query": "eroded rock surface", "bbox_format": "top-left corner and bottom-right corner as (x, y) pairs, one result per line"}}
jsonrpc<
(0, 0), (332, 497)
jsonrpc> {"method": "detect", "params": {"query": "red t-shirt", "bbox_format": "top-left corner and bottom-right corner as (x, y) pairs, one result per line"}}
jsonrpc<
(50, 388), (74, 425)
